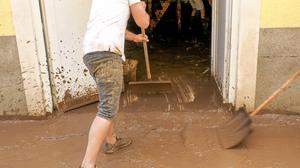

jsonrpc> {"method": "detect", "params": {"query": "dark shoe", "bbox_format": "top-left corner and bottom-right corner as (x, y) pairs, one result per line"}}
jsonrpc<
(102, 136), (132, 154)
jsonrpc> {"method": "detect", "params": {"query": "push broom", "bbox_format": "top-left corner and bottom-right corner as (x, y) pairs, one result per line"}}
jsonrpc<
(217, 69), (300, 149)
(128, 29), (173, 94)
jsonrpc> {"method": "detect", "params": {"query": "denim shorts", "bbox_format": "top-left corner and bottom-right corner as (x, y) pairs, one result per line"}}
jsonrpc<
(83, 51), (123, 120)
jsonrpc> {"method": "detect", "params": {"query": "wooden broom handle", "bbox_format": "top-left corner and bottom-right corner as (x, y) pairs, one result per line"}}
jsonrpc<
(250, 69), (300, 117)
(142, 29), (152, 80)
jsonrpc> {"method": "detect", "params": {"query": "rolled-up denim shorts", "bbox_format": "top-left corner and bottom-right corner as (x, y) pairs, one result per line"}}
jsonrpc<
(83, 51), (123, 120)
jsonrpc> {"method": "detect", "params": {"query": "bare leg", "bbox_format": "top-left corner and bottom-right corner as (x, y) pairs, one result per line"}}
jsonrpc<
(191, 9), (196, 17)
(81, 116), (112, 167)
(106, 122), (117, 144)
(200, 8), (206, 19)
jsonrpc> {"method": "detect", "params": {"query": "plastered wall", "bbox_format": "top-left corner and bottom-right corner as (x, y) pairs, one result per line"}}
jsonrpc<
(256, 0), (300, 112)
(0, 0), (28, 116)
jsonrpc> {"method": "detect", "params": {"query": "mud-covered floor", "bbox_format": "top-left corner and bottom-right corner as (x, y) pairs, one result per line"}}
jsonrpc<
(123, 38), (219, 112)
(1, 40), (300, 168)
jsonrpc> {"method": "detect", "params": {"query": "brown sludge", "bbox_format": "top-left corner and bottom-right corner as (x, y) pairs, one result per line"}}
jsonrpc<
(1, 43), (300, 168)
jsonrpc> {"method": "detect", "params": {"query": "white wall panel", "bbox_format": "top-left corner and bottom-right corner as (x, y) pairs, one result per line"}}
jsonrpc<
(41, 0), (97, 111)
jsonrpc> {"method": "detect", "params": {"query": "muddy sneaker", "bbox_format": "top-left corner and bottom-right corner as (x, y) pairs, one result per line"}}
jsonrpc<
(102, 136), (132, 154)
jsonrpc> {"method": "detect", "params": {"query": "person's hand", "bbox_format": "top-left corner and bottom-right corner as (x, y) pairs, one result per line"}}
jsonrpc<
(133, 33), (149, 43)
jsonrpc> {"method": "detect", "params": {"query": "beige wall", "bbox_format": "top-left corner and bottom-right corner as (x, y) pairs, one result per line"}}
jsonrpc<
(260, 0), (300, 28)
(0, 0), (15, 35)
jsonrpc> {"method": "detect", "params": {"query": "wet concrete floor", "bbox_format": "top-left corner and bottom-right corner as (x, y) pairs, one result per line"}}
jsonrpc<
(1, 41), (300, 168)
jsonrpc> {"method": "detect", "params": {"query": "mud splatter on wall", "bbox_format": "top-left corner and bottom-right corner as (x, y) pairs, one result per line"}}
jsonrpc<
(42, 0), (97, 111)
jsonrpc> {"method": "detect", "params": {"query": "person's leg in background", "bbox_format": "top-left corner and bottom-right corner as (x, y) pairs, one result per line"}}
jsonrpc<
(202, 0), (212, 39)
(191, 10), (204, 43)
(181, 1), (193, 42)
(189, 0), (206, 43)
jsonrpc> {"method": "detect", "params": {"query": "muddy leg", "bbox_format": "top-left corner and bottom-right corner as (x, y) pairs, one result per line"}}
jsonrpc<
(106, 123), (117, 144)
(81, 117), (112, 167)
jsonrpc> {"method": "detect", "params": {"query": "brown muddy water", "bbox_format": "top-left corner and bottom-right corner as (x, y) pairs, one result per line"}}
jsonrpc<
(1, 41), (300, 168)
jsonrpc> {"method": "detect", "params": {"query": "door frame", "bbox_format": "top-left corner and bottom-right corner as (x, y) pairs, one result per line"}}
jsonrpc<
(211, 0), (232, 102)
(211, 0), (261, 111)
(10, 0), (53, 115)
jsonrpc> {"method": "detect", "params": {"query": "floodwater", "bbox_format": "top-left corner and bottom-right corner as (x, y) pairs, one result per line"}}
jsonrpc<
(1, 41), (300, 168)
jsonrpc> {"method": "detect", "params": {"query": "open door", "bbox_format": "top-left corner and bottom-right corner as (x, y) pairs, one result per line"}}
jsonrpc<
(40, 0), (96, 111)
(211, 0), (260, 110)
(211, 0), (236, 104)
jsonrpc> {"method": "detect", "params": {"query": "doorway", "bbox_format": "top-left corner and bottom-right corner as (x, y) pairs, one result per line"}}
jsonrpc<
(124, 0), (224, 112)
(38, 0), (254, 112)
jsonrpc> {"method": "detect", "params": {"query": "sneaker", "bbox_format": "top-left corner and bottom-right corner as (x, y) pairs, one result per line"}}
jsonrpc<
(102, 136), (132, 154)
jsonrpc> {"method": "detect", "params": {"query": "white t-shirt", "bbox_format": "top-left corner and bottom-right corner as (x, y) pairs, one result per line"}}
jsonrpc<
(83, 0), (140, 61)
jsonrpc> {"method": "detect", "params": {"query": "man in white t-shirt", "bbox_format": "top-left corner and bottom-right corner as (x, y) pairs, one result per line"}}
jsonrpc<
(80, 0), (149, 167)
